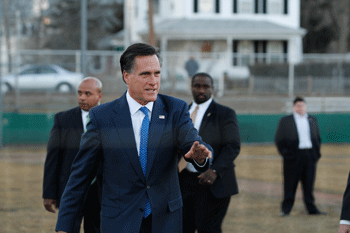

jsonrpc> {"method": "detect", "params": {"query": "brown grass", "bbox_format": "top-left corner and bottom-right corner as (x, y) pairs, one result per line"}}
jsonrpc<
(0, 144), (348, 232)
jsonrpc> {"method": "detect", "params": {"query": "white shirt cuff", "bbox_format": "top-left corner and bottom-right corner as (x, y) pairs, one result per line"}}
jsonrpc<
(340, 220), (350, 225)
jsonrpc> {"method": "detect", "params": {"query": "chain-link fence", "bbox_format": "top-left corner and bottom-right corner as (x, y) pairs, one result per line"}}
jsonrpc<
(1, 50), (350, 113)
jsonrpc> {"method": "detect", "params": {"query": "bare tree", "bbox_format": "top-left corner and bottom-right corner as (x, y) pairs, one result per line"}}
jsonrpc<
(301, 0), (350, 53)
(148, 0), (156, 46)
(42, 0), (123, 50)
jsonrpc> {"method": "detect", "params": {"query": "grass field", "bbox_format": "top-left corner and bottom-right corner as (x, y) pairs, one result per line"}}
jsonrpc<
(0, 144), (349, 232)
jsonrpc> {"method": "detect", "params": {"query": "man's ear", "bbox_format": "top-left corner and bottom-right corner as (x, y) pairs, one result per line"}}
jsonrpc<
(123, 70), (130, 84)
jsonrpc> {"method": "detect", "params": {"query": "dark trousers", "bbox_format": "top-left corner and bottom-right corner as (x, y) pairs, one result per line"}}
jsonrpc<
(282, 149), (319, 214)
(139, 214), (152, 233)
(179, 169), (231, 233)
(72, 181), (101, 233)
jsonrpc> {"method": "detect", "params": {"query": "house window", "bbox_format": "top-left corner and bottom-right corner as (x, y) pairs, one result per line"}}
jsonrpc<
(199, 0), (214, 13)
(254, 40), (267, 63)
(153, 0), (159, 14)
(194, 0), (198, 12)
(267, 41), (283, 63)
(234, 40), (254, 66)
(233, 0), (237, 13)
(283, 41), (288, 62)
(284, 0), (288, 14)
(237, 0), (254, 14)
(194, 0), (220, 13)
(268, 0), (283, 14)
(255, 0), (266, 14)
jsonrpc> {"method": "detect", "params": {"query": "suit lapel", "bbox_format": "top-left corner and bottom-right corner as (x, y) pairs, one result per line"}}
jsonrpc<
(146, 97), (167, 178)
(72, 107), (84, 135)
(112, 94), (145, 181)
(308, 116), (315, 139)
(291, 115), (300, 143)
(199, 101), (215, 133)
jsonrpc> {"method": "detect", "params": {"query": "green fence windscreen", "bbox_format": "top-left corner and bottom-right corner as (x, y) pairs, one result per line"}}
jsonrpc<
(2, 112), (350, 145)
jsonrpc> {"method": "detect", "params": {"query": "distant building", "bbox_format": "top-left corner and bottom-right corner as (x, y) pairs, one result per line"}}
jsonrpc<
(119, 0), (306, 81)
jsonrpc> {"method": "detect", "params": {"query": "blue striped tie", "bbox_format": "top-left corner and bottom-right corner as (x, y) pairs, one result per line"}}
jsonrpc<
(140, 107), (152, 217)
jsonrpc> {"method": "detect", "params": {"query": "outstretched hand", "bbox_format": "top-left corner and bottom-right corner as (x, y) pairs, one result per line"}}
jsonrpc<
(338, 224), (350, 233)
(184, 141), (212, 165)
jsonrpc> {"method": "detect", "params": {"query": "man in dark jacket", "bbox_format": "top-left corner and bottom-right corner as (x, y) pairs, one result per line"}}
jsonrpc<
(275, 96), (325, 216)
(43, 77), (103, 232)
(179, 72), (241, 233)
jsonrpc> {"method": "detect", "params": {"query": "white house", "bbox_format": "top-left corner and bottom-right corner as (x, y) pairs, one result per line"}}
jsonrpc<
(122, 0), (306, 87)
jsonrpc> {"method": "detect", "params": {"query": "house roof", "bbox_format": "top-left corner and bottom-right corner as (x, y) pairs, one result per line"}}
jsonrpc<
(140, 19), (306, 39)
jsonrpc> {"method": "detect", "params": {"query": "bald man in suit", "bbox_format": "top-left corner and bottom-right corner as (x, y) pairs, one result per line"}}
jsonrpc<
(43, 77), (103, 232)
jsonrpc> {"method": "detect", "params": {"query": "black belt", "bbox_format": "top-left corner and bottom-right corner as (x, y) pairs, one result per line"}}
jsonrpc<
(298, 148), (312, 151)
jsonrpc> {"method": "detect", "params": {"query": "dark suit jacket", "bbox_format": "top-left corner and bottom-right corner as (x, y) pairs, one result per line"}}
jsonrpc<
(190, 100), (241, 198)
(275, 114), (321, 161)
(42, 107), (84, 207)
(341, 172), (350, 221)
(55, 93), (212, 233)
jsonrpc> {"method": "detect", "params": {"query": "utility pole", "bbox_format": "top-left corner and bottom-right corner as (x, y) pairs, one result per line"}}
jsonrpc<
(81, 0), (87, 77)
(2, 0), (12, 72)
(148, 0), (156, 46)
(0, 2), (3, 148)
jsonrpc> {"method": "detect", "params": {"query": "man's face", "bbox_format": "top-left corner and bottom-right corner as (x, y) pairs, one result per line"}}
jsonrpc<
(192, 76), (214, 104)
(78, 80), (103, 111)
(293, 101), (306, 116)
(124, 55), (161, 105)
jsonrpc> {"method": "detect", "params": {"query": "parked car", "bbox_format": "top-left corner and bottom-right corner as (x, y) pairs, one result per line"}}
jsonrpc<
(1, 64), (83, 94)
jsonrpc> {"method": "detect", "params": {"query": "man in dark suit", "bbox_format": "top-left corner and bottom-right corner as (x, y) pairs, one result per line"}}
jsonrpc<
(275, 96), (325, 216)
(43, 77), (103, 232)
(55, 43), (213, 233)
(178, 72), (241, 233)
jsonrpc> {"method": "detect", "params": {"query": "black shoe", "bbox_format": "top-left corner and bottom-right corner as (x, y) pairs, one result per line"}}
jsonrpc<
(279, 212), (290, 217)
(309, 211), (327, 215)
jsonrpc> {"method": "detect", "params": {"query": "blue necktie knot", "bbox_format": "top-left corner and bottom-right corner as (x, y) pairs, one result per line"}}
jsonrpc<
(140, 106), (148, 116)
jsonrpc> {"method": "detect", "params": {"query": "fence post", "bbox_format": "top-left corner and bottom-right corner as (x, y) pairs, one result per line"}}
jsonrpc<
(217, 72), (224, 98)
(307, 75), (313, 94)
(248, 75), (254, 96)
(76, 51), (81, 73)
(288, 62), (294, 98)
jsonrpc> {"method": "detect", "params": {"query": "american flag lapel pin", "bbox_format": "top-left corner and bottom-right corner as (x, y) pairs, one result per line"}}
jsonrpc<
(159, 115), (165, 119)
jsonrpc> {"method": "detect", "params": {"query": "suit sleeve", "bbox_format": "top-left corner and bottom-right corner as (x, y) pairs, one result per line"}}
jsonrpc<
(176, 102), (212, 172)
(212, 108), (240, 176)
(42, 113), (62, 199)
(312, 116), (322, 159)
(275, 117), (290, 158)
(341, 172), (350, 221)
(55, 110), (102, 232)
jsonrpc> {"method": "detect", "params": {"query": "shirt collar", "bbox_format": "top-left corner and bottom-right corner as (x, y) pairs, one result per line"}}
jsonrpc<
(293, 112), (308, 119)
(81, 109), (89, 117)
(192, 97), (213, 110)
(126, 90), (154, 116)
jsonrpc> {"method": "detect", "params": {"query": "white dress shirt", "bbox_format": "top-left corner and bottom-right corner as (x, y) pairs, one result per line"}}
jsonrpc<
(81, 110), (89, 132)
(126, 91), (153, 156)
(186, 98), (213, 172)
(189, 98), (213, 131)
(293, 113), (312, 149)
